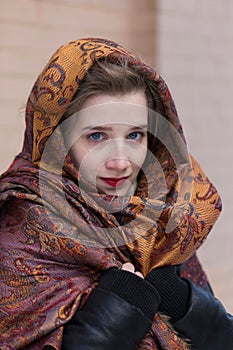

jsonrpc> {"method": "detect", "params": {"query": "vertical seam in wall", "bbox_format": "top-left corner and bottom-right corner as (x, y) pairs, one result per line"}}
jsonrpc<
(154, 0), (159, 66)
(128, 0), (158, 66)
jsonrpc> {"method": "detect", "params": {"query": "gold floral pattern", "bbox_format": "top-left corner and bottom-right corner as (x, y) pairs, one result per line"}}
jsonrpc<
(0, 38), (221, 349)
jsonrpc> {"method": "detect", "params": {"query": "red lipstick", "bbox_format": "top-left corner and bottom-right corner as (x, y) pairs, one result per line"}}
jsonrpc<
(100, 176), (129, 187)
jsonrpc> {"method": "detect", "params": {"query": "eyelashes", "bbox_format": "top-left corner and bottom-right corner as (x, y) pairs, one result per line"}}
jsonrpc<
(87, 131), (147, 143)
(127, 131), (146, 141)
(89, 132), (105, 142)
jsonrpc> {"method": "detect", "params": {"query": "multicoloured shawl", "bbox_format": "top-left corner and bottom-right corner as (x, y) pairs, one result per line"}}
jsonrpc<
(0, 38), (221, 349)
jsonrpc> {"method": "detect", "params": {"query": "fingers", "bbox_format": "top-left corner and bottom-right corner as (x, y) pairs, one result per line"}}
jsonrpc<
(135, 271), (144, 278)
(121, 262), (144, 279)
(122, 262), (135, 273)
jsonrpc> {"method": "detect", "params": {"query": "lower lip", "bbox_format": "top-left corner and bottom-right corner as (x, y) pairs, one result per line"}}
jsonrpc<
(100, 178), (128, 188)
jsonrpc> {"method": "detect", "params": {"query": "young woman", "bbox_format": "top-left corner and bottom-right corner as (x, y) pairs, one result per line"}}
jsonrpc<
(0, 38), (232, 350)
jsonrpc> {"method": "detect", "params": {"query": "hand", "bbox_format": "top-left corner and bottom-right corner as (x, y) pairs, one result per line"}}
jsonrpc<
(121, 262), (144, 279)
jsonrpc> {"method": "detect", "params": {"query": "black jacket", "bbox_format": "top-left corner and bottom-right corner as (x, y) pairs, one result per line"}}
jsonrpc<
(62, 268), (233, 350)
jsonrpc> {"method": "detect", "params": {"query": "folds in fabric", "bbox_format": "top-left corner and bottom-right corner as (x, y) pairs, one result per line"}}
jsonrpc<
(0, 38), (222, 349)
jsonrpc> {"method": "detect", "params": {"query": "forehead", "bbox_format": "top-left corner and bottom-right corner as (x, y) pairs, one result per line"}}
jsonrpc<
(74, 92), (148, 130)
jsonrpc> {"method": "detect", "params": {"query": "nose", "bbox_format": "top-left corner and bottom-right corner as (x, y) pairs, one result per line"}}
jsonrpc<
(105, 157), (131, 171)
(105, 139), (131, 171)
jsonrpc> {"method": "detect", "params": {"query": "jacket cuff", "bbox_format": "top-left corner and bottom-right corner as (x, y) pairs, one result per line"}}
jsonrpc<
(97, 268), (160, 321)
(146, 266), (190, 322)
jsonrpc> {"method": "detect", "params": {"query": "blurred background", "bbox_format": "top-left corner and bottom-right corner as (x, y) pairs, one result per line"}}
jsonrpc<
(1, 0), (233, 312)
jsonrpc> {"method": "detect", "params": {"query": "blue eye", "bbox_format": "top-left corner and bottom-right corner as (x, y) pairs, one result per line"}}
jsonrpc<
(89, 132), (104, 141)
(128, 132), (144, 140)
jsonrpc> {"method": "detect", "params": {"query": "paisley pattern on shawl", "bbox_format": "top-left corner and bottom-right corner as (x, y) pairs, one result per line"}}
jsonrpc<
(0, 38), (221, 349)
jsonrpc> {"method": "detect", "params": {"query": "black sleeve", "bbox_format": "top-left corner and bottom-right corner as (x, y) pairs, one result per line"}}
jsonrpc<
(61, 268), (160, 350)
(173, 280), (233, 350)
(146, 266), (233, 350)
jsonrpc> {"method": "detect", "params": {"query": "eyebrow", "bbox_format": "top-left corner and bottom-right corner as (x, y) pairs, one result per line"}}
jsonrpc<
(81, 125), (148, 131)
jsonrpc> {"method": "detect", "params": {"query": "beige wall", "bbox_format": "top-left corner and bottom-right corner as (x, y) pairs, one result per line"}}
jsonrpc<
(157, 0), (233, 312)
(0, 0), (156, 171)
(1, 0), (233, 313)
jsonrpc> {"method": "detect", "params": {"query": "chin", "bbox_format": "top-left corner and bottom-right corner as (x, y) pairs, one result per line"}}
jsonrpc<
(104, 186), (133, 197)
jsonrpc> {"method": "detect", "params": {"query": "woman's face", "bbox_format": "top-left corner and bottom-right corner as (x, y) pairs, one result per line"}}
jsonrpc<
(69, 91), (148, 195)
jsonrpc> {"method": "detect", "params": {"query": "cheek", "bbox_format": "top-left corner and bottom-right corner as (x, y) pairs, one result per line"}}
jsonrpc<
(133, 140), (148, 168)
(142, 143), (148, 163)
(70, 140), (92, 171)
(70, 145), (83, 169)
(140, 137), (149, 164)
(70, 143), (102, 178)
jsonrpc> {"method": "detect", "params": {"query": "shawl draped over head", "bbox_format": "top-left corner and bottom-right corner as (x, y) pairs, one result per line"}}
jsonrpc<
(0, 38), (222, 349)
